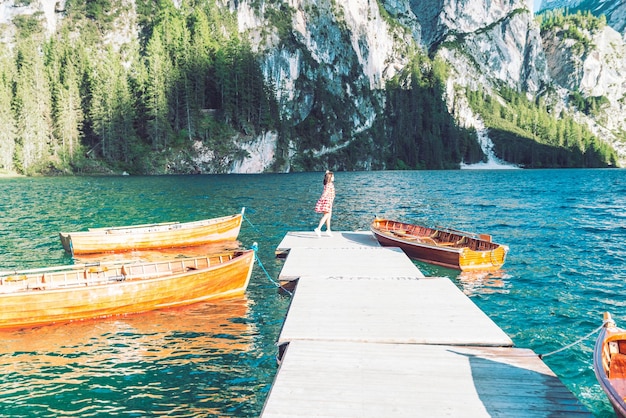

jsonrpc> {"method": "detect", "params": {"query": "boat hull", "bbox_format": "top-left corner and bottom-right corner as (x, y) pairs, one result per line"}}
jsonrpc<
(372, 232), (463, 270)
(59, 210), (244, 255)
(370, 218), (508, 271)
(594, 313), (626, 418)
(0, 250), (255, 330)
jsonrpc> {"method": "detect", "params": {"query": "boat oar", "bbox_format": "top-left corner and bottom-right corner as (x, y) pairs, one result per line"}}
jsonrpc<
(0, 257), (158, 277)
(435, 226), (481, 239)
(0, 262), (104, 277)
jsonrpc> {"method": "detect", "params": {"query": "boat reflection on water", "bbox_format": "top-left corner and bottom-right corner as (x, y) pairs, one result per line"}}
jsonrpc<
(72, 241), (244, 264)
(456, 269), (511, 296)
(414, 260), (510, 296)
(0, 296), (254, 381)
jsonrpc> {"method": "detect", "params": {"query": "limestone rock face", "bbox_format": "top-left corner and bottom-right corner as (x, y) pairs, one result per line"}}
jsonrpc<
(235, 0), (557, 169)
(0, 0), (63, 43)
(425, 0), (550, 93)
(238, 0), (416, 144)
(237, 0), (626, 167)
(542, 21), (626, 158)
(409, 0), (552, 166)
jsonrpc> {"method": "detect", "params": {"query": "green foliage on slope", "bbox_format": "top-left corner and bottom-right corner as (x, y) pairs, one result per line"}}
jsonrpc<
(467, 86), (618, 168)
(538, 8), (607, 54)
(377, 54), (484, 169)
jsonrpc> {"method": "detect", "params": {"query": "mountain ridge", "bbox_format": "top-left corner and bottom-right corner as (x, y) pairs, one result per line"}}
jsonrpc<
(0, 0), (622, 173)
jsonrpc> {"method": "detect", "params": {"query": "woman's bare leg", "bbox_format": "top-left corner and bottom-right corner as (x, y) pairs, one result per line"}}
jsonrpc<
(317, 212), (330, 230)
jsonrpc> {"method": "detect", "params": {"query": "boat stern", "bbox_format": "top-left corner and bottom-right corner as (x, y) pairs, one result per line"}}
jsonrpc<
(594, 312), (626, 418)
(458, 245), (508, 271)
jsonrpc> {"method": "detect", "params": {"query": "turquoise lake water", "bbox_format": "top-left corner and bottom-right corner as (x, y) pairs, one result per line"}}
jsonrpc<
(0, 169), (624, 417)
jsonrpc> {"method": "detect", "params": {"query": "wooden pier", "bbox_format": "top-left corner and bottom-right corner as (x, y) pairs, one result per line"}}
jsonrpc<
(262, 231), (591, 417)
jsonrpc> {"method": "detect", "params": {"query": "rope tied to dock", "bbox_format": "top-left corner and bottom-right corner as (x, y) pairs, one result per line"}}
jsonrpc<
(251, 243), (293, 296)
(538, 319), (610, 359)
(243, 211), (292, 295)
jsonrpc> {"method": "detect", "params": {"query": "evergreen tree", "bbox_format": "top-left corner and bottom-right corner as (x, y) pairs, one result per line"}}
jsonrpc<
(13, 38), (53, 174)
(46, 33), (85, 170)
(87, 46), (139, 164)
(144, 30), (172, 150)
(0, 44), (16, 172)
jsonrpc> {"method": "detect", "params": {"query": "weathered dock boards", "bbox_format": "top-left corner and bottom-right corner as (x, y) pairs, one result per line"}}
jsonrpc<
(275, 231), (379, 257)
(262, 340), (592, 417)
(262, 231), (591, 417)
(278, 276), (512, 346)
(276, 231), (423, 281)
(278, 246), (423, 281)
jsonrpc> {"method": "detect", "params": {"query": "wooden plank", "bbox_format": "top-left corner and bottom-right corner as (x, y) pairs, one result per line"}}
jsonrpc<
(261, 340), (592, 418)
(278, 276), (512, 346)
(278, 246), (423, 281)
(275, 231), (380, 256)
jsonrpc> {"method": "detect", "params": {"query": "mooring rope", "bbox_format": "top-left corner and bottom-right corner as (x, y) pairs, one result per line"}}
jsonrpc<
(251, 241), (293, 296)
(243, 212), (288, 293)
(242, 210), (280, 289)
(243, 211), (262, 234)
(538, 320), (609, 359)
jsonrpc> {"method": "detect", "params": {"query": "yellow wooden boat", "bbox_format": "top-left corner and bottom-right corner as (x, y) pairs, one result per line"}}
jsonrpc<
(594, 312), (626, 418)
(0, 249), (255, 330)
(59, 208), (245, 255)
(371, 217), (509, 271)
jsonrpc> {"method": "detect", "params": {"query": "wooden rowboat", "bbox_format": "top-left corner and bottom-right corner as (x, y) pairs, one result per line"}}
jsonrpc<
(59, 208), (245, 255)
(0, 249), (255, 330)
(594, 312), (626, 418)
(370, 218), (509, 271)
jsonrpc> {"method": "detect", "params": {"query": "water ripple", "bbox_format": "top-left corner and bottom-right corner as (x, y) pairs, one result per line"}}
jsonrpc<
(0, 170), (624, 416)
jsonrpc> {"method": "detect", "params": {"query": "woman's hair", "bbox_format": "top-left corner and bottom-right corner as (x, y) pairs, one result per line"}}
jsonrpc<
(323, 170), (334, 185)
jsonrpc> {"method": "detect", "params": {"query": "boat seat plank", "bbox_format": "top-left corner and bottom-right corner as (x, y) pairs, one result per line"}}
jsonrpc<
(416, 237), (437, 245)
(389, 230), (445, 245)
(610, 353), (626, 379)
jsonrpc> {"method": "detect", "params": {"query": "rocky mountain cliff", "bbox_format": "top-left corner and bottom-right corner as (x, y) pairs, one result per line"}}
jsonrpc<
(235, 0), (625, 170)
(0, 0), (624, 172)
(538, 1), (626, 161)
(542, 14), (626, 153)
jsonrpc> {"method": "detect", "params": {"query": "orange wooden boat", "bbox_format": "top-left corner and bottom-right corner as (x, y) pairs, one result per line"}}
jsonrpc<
(370, 218), (508, 271)
(59, 208), (245, 255)
(594, 312), (626, 418)
(0, 249), (255, 330)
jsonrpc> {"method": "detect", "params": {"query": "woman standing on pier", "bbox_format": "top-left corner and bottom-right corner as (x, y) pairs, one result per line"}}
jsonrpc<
(314, 171), (335, 237)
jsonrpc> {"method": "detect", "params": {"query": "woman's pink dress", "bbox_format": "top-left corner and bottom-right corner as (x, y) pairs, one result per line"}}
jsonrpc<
(314, 183), (335, 213)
